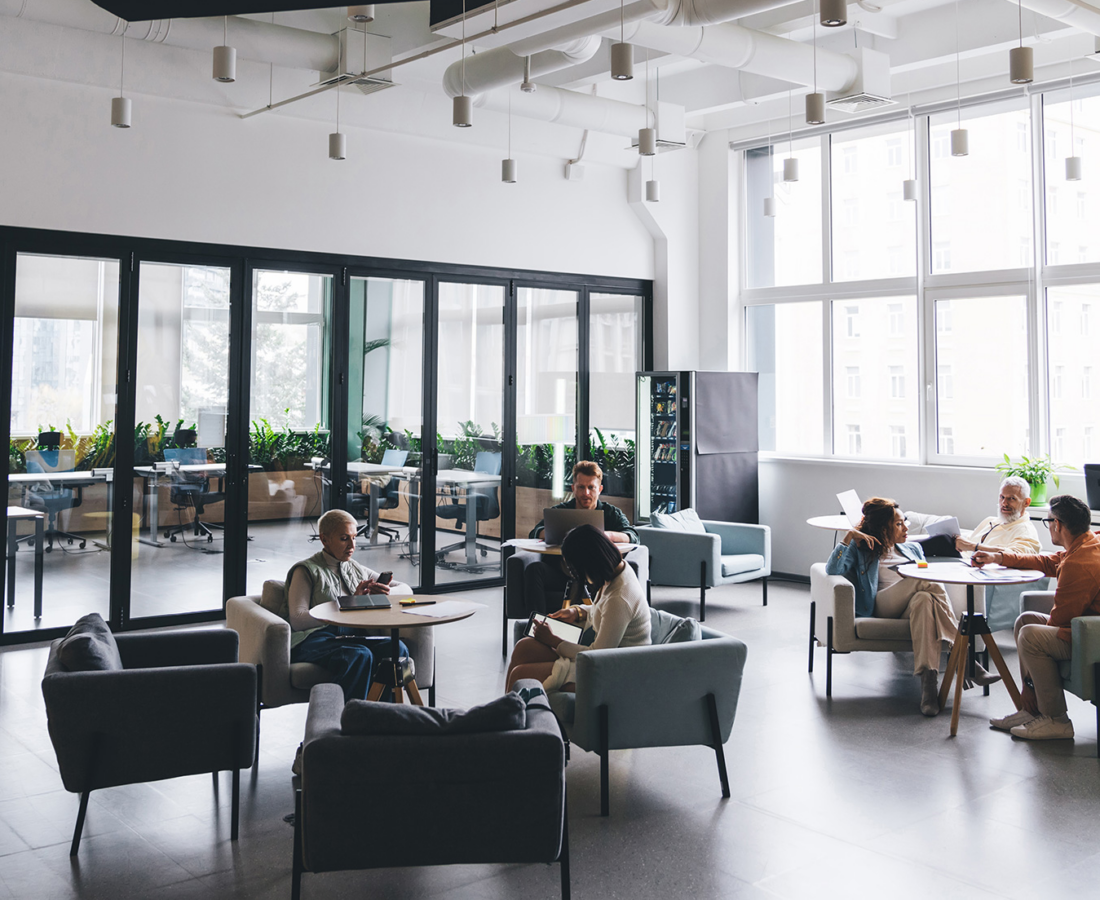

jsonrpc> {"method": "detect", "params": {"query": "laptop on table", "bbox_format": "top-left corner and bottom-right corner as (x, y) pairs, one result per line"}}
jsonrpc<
(542, 508), (604, 546)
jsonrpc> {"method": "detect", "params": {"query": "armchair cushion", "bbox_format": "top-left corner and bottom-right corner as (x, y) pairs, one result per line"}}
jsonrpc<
(260, 579), (288, 616)
(56, 613), (122, 672)
(341, 693), (525, 736)
(722, 554), (766, 578)
(651, 508), (706, 533)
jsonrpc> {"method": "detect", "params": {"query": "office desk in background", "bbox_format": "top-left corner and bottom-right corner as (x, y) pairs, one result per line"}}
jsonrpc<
(5, 506), (44, 619)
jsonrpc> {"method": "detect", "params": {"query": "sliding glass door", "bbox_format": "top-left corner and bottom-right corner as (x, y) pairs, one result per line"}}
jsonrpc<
(4, 254), (119, 635)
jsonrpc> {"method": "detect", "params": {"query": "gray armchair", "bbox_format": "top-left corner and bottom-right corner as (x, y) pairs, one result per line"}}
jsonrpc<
(42, 628), (256, 856)
(548, 609), (747, 816)
(1022, 591), (1100, 756)
(637, 515), (770, 620)
(292, 680), (569, 900)
(226, 580), (435, 748)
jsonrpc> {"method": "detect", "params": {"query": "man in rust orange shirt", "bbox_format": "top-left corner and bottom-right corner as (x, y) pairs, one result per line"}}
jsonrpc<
(973, 494), (1100, 741)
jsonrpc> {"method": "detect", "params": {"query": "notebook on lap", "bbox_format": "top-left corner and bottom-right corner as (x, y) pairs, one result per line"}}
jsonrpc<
(542, 508), (604, 546)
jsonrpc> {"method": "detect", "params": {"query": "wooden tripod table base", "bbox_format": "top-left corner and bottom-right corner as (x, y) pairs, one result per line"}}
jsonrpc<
(938, 613), (1024, 737)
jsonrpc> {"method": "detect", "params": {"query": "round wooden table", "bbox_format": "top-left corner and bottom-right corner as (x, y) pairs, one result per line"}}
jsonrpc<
(310, 595), (479, 704)
(897, 561), (1045, 736)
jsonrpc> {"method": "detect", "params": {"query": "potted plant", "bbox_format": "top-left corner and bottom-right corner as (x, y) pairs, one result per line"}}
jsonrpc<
(995, 453), (1069, 506)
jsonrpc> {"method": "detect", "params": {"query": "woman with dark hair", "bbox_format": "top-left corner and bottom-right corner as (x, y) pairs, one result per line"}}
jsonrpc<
(505, 524), (651, 691)
(826, 497), (988, 716)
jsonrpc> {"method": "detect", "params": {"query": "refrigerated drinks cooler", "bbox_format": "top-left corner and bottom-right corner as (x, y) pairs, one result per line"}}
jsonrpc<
(635, 371), (759, 524)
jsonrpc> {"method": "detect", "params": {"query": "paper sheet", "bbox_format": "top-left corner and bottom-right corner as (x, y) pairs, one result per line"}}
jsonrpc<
(925, 516), (961, 538)
(400, 600), (485, 618)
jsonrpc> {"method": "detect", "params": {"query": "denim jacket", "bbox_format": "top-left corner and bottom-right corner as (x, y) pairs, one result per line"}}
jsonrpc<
(825, 540), (927, 618)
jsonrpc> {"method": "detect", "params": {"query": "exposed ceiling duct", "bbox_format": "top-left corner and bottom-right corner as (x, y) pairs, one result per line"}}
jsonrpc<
(1012, 0), (1100, 36)
(442, 37), (602, 97)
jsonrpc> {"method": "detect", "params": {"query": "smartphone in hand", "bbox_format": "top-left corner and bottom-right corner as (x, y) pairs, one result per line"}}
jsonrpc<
(377, 571), (393, 585)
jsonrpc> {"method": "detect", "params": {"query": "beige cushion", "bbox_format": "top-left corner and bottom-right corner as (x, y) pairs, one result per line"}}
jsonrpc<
(261, 579), (288, 618)
(854, 618), (913, 641)
(290, 662), (334, 691)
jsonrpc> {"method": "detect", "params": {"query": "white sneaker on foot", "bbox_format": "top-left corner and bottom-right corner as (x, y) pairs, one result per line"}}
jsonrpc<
(989, 709), (1036, 731)
(1009, 715), (1074, 741)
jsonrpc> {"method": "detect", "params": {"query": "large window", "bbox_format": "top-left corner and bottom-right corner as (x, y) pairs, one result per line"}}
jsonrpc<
(1044, 89), (1100, 266)
(1048, 284), (1100, 468)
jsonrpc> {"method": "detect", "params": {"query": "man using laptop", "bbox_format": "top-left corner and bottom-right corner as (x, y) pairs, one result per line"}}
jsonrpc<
(526, 461), (639, 608)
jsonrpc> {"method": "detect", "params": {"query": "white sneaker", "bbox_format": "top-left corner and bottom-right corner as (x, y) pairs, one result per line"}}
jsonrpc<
(1009, 715), (1075, 741)
(989, 709), (1036, 731)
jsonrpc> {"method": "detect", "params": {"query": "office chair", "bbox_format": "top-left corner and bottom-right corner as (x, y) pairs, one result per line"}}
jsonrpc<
(162, 446), (225, 544)
(371, 448), (409, 542)
(435, 450), (502, 571)
(22, 432), (86, 551)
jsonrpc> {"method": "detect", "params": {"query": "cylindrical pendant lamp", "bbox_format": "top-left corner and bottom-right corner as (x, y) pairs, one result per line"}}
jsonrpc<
(646, 179), (660, 202)
(329, 132), (346, 160)
(347, 5), (375, 22)
(502, 158), (517, 183)
(111, 96), (131, 128)
(1009, 45), (1033, 84)
(903, 178), (918, 201)
(611, 42), (634, 80)
(783, 157), (799, 182)
(453, 94), (472, 127)
(763, 196), (777, 217)
(213, 45), (236, 83)
(638, 127), (657, 156)
(1066, 156), (1083, 181)
(951, 128), (968, 156)
(820, 0), (847, 27)
(806, 92), (825, 125)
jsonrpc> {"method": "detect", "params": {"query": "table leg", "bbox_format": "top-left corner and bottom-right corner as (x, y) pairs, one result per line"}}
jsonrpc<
(6, 520), (15, 609)
(33, 517), (43, 619)
(368, 483), (381, 544)
(982, 634), (1022, 709)
(465, 487), (477, 567)
(938, 633), (966, 711)
(965, 584), (976, 683)
(138, 472), (165, 547)
(408, 478), (420, 562)
(949, 633), (969, 737)
(390, 628), (403, 705)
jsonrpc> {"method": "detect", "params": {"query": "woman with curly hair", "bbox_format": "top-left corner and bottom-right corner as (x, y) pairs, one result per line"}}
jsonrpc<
(826, 497), (994, 716)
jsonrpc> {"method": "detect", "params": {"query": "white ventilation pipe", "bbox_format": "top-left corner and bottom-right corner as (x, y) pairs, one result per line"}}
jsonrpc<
(0, 0), (339, 71)
(1012, 0), (1100, 35)
(475, 85), (647, 137)
(622, 19), (859, 92)
(443, 36), (601, 97)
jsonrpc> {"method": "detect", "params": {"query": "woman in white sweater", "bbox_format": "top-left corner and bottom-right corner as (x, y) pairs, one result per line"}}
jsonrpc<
(506, 524), (651, 692)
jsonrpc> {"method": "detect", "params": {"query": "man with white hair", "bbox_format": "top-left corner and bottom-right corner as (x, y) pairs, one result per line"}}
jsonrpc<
(955, 476), (1041, 556)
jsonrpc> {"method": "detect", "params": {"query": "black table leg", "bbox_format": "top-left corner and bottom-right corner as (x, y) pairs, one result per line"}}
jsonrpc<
(6, 520), (15, 609)
(33, 517), (44, 619)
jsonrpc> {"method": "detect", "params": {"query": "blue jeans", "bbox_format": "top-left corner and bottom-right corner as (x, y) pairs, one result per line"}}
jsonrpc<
(291, 626), (409, 702)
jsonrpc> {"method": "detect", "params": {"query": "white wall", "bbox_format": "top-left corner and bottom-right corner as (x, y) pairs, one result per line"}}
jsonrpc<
(761, 456), (1073, 578)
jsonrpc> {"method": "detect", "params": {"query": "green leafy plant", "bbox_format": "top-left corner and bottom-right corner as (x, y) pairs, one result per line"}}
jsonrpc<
(995, 453), (1070, 491)
(590, 428), (636, 496)
(249, 412), (330, 471)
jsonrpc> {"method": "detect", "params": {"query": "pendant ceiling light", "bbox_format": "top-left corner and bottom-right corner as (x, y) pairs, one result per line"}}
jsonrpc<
(783, 81), (798, 182)
(111, 28), (131, 128)
(347, 5), (374, 22)
(213, 16), (236, 83)
(1009, 0), (1033, 84)
(1066, 59), (1082, 181)
(764, 120), (776, 216)
(638, 52), (656, 155)
(329, 85), (346, 159)
(903, 100), (917, 200)
(646, 59), (660, 201)
(520, 55), (536, 93)
(611, 0), (633, 81)
(951, 0), (968, 156)
(502, 91), (517, 183)
(806, 2), (825, 125)
(820, 0), (847, 27)
(453, 0), (472, 126)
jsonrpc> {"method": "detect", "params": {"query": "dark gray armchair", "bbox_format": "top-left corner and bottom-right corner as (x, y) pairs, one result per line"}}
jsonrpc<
(292, 680), (569, 900)
(42, 628), (257, 856)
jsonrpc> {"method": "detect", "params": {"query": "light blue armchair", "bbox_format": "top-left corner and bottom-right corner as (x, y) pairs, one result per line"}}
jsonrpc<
(548, 609), (747, 816)
(637, 511), (770, 620)
(1022, 591), (1100, 756)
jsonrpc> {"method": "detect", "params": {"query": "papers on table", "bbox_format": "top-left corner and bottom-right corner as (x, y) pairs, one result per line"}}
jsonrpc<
(400, 600), (486, 618)
(503, 539), (548, 550)
(963, 563), (1029, 581)
(925, 516), (961, 538)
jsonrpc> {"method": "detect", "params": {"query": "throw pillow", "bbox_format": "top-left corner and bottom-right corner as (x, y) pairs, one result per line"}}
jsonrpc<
(650, 508), (707, 534)
(56, 612), (123, 672)
(662, 616), (702, 643)
(341, 692), (526, 736)
(260, 580), (288, 618)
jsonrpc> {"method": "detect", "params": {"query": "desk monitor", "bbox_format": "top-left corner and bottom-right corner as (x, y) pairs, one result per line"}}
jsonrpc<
(1085, 464), (1100, 511)
(542, 507), (603, 546)
(836, 490), (863, 528)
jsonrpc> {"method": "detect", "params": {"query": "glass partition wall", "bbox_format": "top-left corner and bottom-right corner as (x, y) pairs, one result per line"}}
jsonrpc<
(0, 236), (649, 644)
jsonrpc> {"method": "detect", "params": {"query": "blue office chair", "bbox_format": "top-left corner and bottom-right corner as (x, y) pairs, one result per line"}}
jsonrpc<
(435, 451), (502, 571)
(162, 446), (224, 544)
(23, 432), (86, 551)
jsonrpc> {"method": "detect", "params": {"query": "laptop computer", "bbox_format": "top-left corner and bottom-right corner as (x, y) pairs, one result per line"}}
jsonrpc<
(542, 508), (604, 546)
(337, 593), (391, 611)
(836, 490), (864, 528)
(1085, 464), (1100, 511)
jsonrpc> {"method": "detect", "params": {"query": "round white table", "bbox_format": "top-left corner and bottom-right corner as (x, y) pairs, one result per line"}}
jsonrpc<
(310, 595), (478, 704)
(897, 561), (1045, 736)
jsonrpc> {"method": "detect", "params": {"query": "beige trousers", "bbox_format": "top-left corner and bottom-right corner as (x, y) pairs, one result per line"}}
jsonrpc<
(874, 578), (958, 675)
(1014, 611), (1073, 718)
